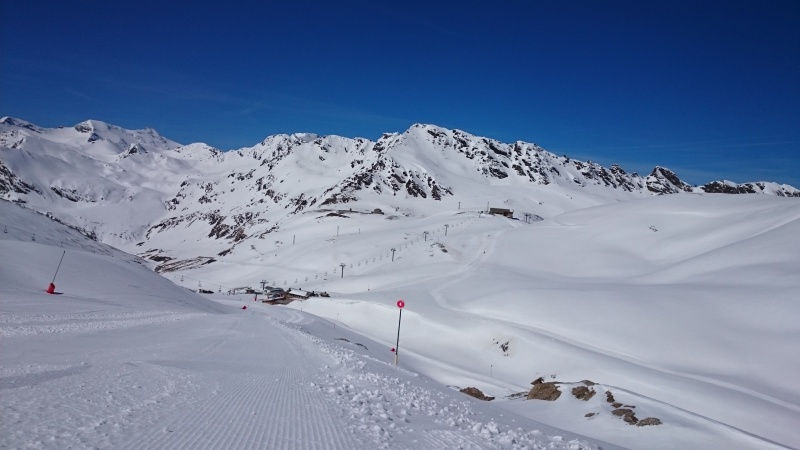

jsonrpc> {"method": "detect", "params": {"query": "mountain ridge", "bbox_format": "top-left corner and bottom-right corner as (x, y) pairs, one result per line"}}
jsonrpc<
(1, 116), (798, 262)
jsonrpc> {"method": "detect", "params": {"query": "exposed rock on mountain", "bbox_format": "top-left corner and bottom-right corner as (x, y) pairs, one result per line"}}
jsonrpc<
(646, 167), (693, 195)
(0, 160), (39, 196)
(1, 116), (797, 263)
(702, 180), (800, 197)
(527, 377), (562, 401)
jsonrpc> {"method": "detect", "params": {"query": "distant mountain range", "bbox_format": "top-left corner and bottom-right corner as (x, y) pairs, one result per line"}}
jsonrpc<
(2, 116), (798, 264)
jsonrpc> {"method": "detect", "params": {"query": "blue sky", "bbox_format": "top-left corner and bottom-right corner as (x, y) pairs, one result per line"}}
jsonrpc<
(2, 1), (799, 186)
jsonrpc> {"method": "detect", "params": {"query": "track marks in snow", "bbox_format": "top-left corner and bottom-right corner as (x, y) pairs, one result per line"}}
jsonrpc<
(289, 315), (596, 449)
(0, 311), (204, 338)
(0, 363), (91, 390)
(1, 300), (595, 450)
(0, 360), (193, 450)
(121, 314), (365, 450)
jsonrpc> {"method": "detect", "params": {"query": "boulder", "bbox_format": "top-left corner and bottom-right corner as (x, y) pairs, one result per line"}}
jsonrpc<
(527, 381), (562, 401)
(612, 408), (638, 425)
(460, 386), (494, 401)
(572, 385), (596, 401)
(636, 417), (662, 427)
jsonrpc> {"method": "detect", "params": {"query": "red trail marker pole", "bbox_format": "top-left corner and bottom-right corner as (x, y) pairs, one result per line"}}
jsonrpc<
(394, 299), (405, 366)
(47, 250), (66, 294)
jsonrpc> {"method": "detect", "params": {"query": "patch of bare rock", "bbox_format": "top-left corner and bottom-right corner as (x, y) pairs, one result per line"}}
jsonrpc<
(526, 377), (562, 401)
(524, 377), (661, 427)
(603, 386), (661, 427)
(572, 383), (597, 401)
(459, 386), (495, 401)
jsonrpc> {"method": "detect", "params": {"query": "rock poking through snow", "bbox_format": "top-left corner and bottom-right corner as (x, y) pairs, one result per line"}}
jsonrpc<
(460, 386), (495, 401)
(527, 377), (562, 401)
(572, 384), (596, 401)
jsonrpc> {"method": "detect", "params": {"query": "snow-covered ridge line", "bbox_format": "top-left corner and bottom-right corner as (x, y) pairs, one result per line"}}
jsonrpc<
(2, 148), (798, 449)
(1, 116), (797, 254)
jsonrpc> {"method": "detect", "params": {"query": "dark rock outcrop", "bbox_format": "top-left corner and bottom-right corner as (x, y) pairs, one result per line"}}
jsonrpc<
(527, 378), (562, 401)
(647, 167), (693, 195)
(612, 408), (639, 425)
(460, 387), (495, 401)
(636, 417), (663, 427)
(572, 385), (596, 401)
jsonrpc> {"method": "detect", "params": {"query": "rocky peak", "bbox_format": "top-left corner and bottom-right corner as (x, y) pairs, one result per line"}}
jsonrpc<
(646, 166), (693, 195)
(1, 117), (43, 133)
(702, 180), (800, 197)
(74, 121), (94, 133)
(73, 120), (112, 134)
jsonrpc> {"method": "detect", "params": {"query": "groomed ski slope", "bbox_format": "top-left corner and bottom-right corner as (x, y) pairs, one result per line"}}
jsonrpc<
(0, 200), (612, 450)
(265, 194), (800, 450)
(3, 192), (799, 449)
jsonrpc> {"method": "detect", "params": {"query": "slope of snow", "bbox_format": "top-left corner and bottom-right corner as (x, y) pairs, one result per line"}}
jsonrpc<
(1, 199), (613, 449)
(190, 193), (797, 450)
(4, 192), (797, 449)
(3, 117), (800, 449)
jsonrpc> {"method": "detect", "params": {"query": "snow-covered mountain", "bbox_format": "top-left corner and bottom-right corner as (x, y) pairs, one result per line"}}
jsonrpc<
(2, 116), (799, 449)
(2, 116), (797, 266)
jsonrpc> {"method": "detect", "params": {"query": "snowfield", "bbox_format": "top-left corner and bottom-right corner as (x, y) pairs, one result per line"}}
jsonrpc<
(2, 118), (800, 449)
(1, 201), (613, 449)
(2, 194), (799, 449)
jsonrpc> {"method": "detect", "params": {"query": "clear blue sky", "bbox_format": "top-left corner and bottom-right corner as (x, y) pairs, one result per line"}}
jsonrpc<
(2, 1), (799, 186)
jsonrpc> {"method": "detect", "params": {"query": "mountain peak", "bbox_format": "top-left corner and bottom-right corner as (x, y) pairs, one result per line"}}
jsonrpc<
(1, 116), (43, 133)
(405, 123), (459, 137)
(646, 167), (694, 195)
(73, 119), (117, 134)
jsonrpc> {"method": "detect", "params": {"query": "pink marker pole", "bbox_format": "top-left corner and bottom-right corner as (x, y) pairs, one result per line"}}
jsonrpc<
(394, 300), (405, 366)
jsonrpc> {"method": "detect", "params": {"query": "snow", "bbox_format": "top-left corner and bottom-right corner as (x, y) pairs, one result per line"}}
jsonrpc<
(2, 118), (800, 449)
(1, 201), (610, 449)
(3, 192), (799, 449)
